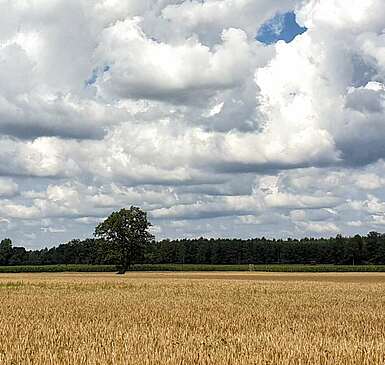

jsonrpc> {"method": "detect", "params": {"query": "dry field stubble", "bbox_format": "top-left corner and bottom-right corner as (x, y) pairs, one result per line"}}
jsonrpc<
(0, 272), (385, 364)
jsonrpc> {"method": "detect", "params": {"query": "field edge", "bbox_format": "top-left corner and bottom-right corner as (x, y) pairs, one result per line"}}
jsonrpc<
(1, 263), (385, 273)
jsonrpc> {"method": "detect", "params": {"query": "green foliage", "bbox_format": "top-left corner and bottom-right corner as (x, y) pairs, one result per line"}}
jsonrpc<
(2, 228), (385, 270)
(0, 264), (116, 273)
(0, 238), (13, 265)
(95, 207), (154, 273)
(143, 235), (385, 266)
(131, 264), (385, 272)
(1, 264), (385, 273)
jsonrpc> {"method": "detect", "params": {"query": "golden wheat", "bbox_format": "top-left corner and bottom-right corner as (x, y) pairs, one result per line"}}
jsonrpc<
(0, 272), (385, 364)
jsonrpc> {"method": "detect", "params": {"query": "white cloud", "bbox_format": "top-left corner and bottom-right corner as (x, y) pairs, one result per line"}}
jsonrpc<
(296, 221), (340, 234)
(0, 0), (385, 246)
(0, 179), (18, 197)
(94, 19), (258, 101)
(0, 203), (40, 220)
(161, 0), (298, 40)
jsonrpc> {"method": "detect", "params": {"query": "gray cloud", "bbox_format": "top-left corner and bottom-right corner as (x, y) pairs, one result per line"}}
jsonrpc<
(0, 0), (385, 247)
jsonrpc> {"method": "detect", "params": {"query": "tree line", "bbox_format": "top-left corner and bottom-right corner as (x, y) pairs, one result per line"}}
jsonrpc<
(2, 231), (385, 267)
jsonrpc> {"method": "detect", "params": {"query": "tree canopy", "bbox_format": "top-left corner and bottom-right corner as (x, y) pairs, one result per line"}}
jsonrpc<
(2, 214), (385, 268)
(94, 207), (154, 273)
(0, 238), (12, 265)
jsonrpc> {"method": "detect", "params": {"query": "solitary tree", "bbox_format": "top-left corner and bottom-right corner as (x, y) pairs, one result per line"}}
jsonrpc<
(95, 207), (154, 274)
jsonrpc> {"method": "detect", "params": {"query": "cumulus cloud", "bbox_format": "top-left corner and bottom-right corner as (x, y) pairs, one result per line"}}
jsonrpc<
(94, 19), (258, 102)
(0, 0), (385, 247)
(161, 0), (299, 41)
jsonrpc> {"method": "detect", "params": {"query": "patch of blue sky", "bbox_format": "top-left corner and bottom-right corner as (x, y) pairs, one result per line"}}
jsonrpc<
(85, 65), (111, 86)
(256, 11), (307, 45)
(85, 69), (98, 86)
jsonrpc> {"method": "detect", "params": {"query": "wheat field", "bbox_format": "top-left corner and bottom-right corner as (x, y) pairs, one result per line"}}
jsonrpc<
(0, 272), (385, 364)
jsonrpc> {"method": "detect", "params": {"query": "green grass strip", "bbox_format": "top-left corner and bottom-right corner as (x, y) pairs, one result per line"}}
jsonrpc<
(1, 264), (385, 273)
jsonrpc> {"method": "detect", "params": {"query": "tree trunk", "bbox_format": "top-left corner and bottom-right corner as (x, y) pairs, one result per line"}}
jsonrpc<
(116, 267), (125, 275)
(117, 251), (129, 274)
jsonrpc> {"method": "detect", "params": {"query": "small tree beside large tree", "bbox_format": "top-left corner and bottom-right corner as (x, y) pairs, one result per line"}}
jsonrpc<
(0, 238), (12, 266)
(95, 206), (154, 274)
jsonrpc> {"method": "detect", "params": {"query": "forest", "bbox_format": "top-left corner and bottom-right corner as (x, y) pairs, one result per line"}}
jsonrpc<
(1, 232), (385, 266)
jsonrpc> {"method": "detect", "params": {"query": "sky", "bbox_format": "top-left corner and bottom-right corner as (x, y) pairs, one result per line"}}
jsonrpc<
(0, 0), (385, 248)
